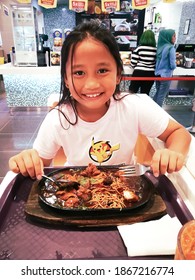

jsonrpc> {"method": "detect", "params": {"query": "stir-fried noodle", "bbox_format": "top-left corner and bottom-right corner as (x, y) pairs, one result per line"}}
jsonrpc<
(41, 163), (140, 209)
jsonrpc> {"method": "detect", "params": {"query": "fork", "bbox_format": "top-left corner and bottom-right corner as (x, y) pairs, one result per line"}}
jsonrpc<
(42, 174), (62, 187)
(119, 164), (151, 177)
(42, 174), (79, 188)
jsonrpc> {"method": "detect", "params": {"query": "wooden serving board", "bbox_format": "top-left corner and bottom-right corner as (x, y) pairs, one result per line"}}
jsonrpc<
(25, 181), (167, 227)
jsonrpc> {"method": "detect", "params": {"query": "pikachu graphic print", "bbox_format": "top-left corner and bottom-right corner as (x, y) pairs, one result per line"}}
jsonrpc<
(89, 137), (120, 164)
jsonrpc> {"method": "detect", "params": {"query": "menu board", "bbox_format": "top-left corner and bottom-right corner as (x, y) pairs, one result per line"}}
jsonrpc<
(76, 3), (143, 51)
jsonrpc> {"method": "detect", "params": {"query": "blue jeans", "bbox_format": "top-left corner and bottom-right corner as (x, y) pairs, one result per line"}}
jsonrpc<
(153, 80), (171, 107)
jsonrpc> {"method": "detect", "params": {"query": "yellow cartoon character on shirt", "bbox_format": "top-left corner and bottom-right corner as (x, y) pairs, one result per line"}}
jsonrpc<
(89, 137), (120, 164)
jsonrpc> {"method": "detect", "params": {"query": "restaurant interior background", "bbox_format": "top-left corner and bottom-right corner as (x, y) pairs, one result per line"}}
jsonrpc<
(0, 0), (195, 64)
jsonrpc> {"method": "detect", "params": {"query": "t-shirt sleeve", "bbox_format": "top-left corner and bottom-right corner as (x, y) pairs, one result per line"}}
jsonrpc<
(33, 111), (61, 159)
(136, 95), (170, 137)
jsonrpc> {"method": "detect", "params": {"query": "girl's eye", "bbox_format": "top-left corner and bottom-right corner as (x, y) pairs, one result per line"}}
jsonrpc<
(98, 68), (108, 74)
(74, 71), (84, 76)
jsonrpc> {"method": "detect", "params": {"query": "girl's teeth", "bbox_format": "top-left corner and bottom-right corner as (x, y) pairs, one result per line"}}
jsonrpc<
(86, 93), (100, 98)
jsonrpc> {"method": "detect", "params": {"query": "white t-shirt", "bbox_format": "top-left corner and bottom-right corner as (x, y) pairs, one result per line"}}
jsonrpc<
(33, 93), (169, 166)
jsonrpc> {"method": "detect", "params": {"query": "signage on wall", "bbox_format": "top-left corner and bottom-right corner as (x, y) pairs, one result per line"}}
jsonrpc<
(16, 0), (32, 3)
(50, 52), (61, 66)
(101, 0), (120, 13)
(69, 0), (88, 12)
(38, 0), (57, 9)
(163, 0), (176, 3)
(94, 1), (102, 14)
(132, 0), (149, 10)
(86, 0), (120, 15)
(53, 29), (63, 51)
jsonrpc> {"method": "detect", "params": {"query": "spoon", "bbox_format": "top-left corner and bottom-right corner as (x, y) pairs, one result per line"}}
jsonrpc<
(42, 174), (79, 189)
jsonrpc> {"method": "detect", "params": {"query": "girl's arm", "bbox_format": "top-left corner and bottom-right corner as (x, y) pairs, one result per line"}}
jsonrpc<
(9, 149), (53, 180)
(151, 119), (191, 177)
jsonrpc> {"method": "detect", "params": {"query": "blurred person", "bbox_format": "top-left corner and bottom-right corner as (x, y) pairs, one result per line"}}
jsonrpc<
(129, 29), (156, 95)
(153, 29), (176, 107)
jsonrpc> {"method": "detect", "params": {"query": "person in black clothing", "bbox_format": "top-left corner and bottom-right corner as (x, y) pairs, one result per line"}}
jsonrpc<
(129, 30), (157, 95)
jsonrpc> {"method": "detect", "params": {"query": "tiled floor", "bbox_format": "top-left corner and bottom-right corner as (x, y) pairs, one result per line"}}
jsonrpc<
(0, 86), (194, 184)
(0, 89), (48, 184)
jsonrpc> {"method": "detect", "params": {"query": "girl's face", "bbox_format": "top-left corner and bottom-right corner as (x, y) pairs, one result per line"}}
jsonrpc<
(65, 37), (121, 118)
(171, 33), (176, 44)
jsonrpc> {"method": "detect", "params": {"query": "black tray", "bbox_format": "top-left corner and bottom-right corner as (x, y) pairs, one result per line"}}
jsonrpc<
(0, 168), (193, 260)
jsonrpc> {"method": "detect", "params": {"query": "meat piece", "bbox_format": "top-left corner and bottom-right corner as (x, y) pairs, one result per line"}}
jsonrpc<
(123, 190), (139, 202)
(65, 197), (80, 207)
(80, 163), (101, 177)
(103, 176), (113, 185)
(77, 186), (92, 201)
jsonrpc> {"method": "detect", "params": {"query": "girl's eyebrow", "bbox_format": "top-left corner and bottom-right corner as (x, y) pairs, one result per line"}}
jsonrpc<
(72, 64), (84, 69)
(72, 62), (112, 69)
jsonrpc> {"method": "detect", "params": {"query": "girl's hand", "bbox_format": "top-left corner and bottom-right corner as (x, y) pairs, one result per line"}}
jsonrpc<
(151, 148), (185, 177)
(9, 149), (44, 180)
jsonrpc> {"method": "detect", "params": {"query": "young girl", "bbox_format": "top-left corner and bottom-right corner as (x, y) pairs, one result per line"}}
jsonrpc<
(9, 20), (191, 180)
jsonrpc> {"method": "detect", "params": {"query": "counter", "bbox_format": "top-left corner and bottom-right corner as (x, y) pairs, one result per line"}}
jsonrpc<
(123, 65), (195, 77)
(122, 65), (195, 108)
(173, 67), (195, 76)
(0, 63), (195, 109)
(0, 63), (61, 109)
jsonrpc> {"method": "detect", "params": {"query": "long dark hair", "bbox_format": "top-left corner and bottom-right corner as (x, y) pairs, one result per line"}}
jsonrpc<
(55, 20), (123, 126)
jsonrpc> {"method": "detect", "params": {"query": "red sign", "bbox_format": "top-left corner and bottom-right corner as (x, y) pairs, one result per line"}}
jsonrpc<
(38, 0), (57, 8)
(133, 0), (147, 6)
(69, 0), (88, 12)
(72, 1), (85, 8)
(132, 0), (149, 9)
(104, 1), (117, 8)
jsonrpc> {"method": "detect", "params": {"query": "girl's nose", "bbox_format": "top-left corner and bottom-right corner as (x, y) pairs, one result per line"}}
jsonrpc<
(84, 77), (100, 90)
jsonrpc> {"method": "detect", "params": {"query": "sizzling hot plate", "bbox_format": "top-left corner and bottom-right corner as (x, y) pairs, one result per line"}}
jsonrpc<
(38, 165), (155, 214)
